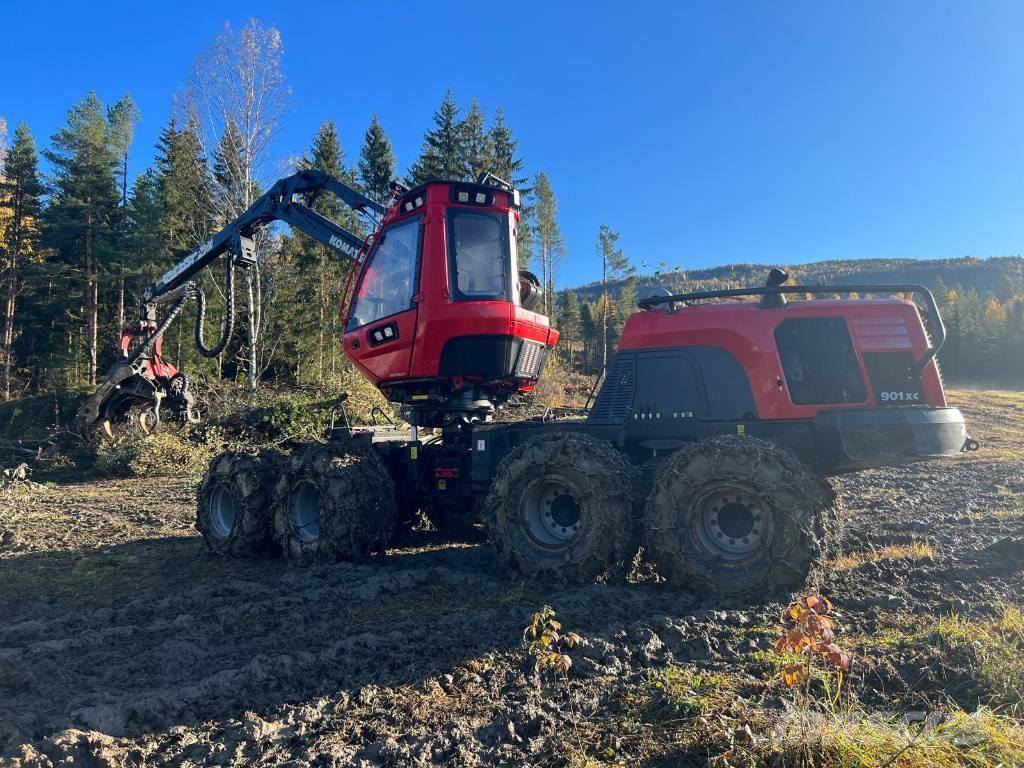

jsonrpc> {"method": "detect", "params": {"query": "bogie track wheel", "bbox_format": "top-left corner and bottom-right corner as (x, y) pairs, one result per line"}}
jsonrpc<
(273, 443), (397, 565)
(484, 432), (635, 583)
(196, 451), (281, 557)
(643, 435), (839, 596)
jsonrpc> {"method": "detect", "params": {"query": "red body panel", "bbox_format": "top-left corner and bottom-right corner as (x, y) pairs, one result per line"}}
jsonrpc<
(120, 323), (178, 381)
(619, 299), (945, 419)
(342, 184), (557, 391)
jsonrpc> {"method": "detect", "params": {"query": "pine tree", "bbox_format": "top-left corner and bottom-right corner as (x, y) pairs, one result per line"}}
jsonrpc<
(0, 123), (42, 398)
(107, 95), (141, 207)
(358, 114), (396, 204)
(532, 171), (565, 315)
(596, 223), (633, 370)
(487, 107), (527, 189)
(43, 93), (121, 385)
(409, 89), (464, 184)
(458, 99), (492, 182)
(106, 94), (141, 337)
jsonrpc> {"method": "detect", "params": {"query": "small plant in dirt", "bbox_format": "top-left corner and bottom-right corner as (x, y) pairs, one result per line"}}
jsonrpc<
(774, 595), (852, 767)
(775, 595), (852, 691)
(525, 604), (583, 677)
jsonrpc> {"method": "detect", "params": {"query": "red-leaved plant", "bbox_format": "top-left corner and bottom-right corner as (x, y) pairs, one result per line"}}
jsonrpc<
(775, 595), (851, 688)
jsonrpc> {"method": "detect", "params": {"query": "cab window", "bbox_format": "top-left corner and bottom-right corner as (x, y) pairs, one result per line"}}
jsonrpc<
(775, 317), (867, 404)
(447, 210), (509, 301)
(346, 218), (420, 331)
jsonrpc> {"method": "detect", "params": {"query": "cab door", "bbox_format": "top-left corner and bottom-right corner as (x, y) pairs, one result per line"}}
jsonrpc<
(343, 216), (421, 385)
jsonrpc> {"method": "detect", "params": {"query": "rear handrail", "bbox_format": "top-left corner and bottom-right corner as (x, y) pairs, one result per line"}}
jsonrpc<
(636, 283), (946, 374)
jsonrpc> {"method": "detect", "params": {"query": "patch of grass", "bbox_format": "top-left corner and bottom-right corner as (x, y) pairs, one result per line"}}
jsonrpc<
(640, 666), (741, 719)
(769, 708), (1024, 768)
(853, 607), (1024, 715)
(926, 607), (1024, 714)
(833, 540), (937, 571)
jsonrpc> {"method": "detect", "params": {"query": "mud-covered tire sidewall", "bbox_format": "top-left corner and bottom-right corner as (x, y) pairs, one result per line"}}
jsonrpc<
(273, 443), (397, 565)
(196, 452), (278, 557)
(484, 432), (635, 583)
(644, 435), (829, 595)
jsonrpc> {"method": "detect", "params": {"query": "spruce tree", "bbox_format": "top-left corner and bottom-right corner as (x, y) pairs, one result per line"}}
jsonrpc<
(458, 99), (492, 182)
(358, 114), (396, 204)
(579, 302), (597, 372)
(212, 118), (249, 222)
(488, 107), (527, 189)
(409, 89), (463, 184)
(532, 171), (565, 315)
(0, 123), (43, 398)
(127, 169), (168, 278)
(293, 121), (360, 381)
(556, 289), (581, 367)
(43, 93), (121, 385)
(155, 115), (212, 255)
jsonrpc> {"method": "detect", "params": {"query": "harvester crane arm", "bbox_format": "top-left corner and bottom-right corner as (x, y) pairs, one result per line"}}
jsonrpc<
(144, 170), (384, 303)
(78, 170), (388, 433)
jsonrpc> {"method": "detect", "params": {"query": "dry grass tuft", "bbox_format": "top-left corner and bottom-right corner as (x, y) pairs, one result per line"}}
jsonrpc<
(834, 540), (937, 571)
(770, 707), (1024, 768)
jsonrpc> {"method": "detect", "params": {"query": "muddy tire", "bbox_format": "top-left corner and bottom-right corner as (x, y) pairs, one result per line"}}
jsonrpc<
(273, 443), (397, 565)
(643, 435), (836, 596)
(196, 451), (280, 557)
(807, 479), (845, 589)
(483, 432), (635, 582)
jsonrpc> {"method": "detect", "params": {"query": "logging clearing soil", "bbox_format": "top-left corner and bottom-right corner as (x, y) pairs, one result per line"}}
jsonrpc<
(1, 391), (1022, 767)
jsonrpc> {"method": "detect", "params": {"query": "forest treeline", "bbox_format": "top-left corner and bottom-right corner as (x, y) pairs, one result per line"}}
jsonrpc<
(0, 19), (581, 400)
(1, 19), (1022, 406)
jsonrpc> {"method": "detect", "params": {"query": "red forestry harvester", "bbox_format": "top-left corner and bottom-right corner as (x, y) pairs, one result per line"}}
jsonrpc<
(80, 171), (973, 595)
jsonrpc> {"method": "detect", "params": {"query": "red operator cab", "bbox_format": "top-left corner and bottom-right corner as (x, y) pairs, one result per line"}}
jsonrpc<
(342, 179), (558, 426)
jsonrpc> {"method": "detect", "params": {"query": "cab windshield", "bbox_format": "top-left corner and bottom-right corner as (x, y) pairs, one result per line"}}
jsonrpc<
(347, 218), (420, 331)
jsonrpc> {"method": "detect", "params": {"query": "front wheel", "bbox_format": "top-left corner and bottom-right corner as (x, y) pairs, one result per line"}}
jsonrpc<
(643, 436), (837, 596)
(483, 432), (636, 582)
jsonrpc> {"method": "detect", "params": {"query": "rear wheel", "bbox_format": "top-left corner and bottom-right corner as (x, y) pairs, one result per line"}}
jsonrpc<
(273, 443), (397, 565)
(483, 432), (635, 582)
(643, 435), (836, 596)
(196, 451), (279, 557)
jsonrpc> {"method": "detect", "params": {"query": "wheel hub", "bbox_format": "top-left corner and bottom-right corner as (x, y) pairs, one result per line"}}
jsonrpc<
(291, 481), (321, 542)
(522, 479), (583, 546)
(698, 489), (766, 559)
(209, 485), (238, 539)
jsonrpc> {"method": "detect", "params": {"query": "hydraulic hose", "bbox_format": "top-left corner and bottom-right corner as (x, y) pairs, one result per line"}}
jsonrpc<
(138, 291), (190, 360)
(194, 257), (236, 358)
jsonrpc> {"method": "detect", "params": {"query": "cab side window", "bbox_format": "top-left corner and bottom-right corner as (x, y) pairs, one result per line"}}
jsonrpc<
(447, 210), (509, 301)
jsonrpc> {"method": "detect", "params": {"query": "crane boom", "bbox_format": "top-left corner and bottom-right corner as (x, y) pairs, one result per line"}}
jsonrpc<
(145, 170), (383, 303)
(78, 170), (389, 433)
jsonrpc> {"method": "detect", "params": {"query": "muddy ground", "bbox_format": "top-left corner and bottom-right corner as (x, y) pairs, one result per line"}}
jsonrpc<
(0, 391), (1021, 767)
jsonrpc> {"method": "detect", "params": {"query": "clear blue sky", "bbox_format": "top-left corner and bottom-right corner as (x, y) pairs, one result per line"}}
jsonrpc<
(3, 1), (1023, 287)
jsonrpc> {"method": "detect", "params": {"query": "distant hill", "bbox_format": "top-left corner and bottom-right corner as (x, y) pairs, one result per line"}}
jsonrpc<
(568, 256), (1024, 303)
